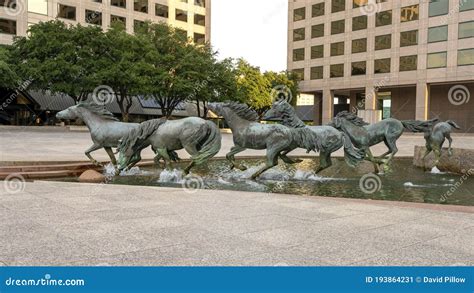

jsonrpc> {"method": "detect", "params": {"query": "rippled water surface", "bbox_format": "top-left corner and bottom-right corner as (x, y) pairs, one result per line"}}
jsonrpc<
(104, 158), (474, 206)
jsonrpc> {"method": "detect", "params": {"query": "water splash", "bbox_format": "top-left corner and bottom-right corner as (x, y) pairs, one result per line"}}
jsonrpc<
(103, 163), (116, 176)
(430, 167), (442, 174)
(404, 182), (453, 188)
(158, 169), (184, 183)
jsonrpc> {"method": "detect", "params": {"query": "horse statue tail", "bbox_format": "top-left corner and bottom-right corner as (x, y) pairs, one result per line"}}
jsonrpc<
(341, 132), (365, 167)
(446, 120), (461, 130)
(401, 118), (439, 133)
(118, 118), (167, 152)
(189, 120), (222, 165)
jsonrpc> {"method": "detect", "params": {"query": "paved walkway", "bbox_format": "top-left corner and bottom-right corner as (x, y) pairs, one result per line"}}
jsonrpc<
(1, 127), (473, 162)
(1, 181), (472, 266)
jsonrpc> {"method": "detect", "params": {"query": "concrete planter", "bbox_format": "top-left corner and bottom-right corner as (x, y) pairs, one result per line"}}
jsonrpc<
(413, 146), (474, 174)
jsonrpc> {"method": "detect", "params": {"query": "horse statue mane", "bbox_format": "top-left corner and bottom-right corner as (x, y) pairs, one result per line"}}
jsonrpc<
(77, 102), (119, 121)
(336, 111), (369, 127)
(274, 100), (306, 128)
(118, 118), (167, 152)
(224, 102), (259, 122)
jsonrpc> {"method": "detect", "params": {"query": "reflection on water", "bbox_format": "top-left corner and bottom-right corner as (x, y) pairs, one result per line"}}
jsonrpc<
(107, 158), (474, 206)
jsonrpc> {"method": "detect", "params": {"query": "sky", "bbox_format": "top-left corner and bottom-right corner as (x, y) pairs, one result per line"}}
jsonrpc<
(211, 0), (288, 72)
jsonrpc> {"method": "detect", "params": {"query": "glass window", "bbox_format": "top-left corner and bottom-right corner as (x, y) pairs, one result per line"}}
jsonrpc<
(134, 0), (148, 13)
(293, 68), (305, 80)
(374, 58), (391, 73)
(111, 15), (126, 26)
(0, 18), (16, 35)
(331, 19), (345, 34)
(111, 0), (126, 9)
(400, 30), (418, 47)
(376, 10), (392, 27)
(312, 3), (325, 17)
(332, 0), (345, 13)
(428, 25), (448, 43)
(460, 0), (474, 11)
(194, 33), (205, 45)
(400, 55), (418, 71)
(176, 9), (188, 22)
(194, 14), (205, 26)
(294, 7), (305, 21)
(429, 0), (449, 16)
(331, 42), (344, 56)
(351, 61), (366, 76)
(427, 52), (447, 68)
(293, 48), (305, 61)
(195, 0), (206, 8)
(311, 45), (324, 59)
(57, 4), (76, 20)
(353, 0), (388, 8)
(28, 0), (48, 15)
(330, 64), (344, 77)
(293, 28), (305, 41)
(375, 34), (391, 50)
(352, 15), (367, 31)
(458, 48), (474, 65)
(459, 21), (474, 39)
(155, 4), (169, 18)
(311, 66), (324, 80)
(85, 10), (102, 26)
(311, 24), (324, 38)
(352, 38), (367, 53)
(401, 4), (419, 22)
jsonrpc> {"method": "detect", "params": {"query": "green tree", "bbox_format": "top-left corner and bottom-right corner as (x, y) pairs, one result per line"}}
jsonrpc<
(0, 45), (19, 89)
(264, 70), (300, 107)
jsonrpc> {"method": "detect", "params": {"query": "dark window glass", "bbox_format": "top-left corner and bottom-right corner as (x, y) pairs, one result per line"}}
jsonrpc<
(195, 0), (206, 8)
(111, 0), (126, 8)
(311, 45), (324, 59)
(374, 58), (391, 73)
(57, 4), (76, 20)
(351, 61), (366, 76)
(376, 10), (392, 27)
(331, 19), (345, 34)
(293, 48), (305, 61)
(353, 0), (388, 8)
(458, 48), (474, 65)
(375, 34), (391, 50)
(156, 4), (169, 18)
(194, 33), (205, 44)
(460, 0), (474, 11)
(330, 64), (344, 77)
(311, 66), (324, 79)
(332, 0), (345, 13)
(312, 3), (325, 17)
(134, 0), (148, 13)
(428, 25), (448, 42)
(399, 55), (418, 71)
(293, 68), (305, 80)
(293, 28), (305, 41)
(85, 10), (102, 25)
(294, 7), (305, 21)
(400, 30), (418, 47)
(429, 0), (449, 16)
(0, 18), (16, 35)
(331, 42), (344, 56)
(311, 24), (324, 38)
(111, 15), (126, 26)
(352, 15), (367, 31)
(459, 21), (474, 39)
(352, 38), (367, 53)
(401, 4), (419, 22)
(427, 52), (447, 68)
(176, 9), (188, 22)
(194, 14), (205, 26)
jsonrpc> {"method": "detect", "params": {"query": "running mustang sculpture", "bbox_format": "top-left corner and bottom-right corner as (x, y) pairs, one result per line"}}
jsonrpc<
(422, 120), (461, 170)
(263, 99), (365, 173)
(56, 103), (138, 166)
(117, 117), (221, 175)
(330, 111), (439, 173)
(207, 101), (321, 180)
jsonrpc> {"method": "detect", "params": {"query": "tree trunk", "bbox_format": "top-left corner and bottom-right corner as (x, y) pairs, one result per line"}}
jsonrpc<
(195, 99), (201, 118)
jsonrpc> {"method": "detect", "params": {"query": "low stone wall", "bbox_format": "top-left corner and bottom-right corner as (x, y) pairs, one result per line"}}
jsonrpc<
(413, 146), (474, 174)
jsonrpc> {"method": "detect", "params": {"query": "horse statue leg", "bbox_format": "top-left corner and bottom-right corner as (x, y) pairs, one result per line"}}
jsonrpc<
(85, 143), (104, 166)
(422, 146), (433, 171)
(432, 147), (442, 170)
(226, 146), (247, 171)
(155, 148), (173, 170)
(279, 148), (303, 164)
(446, 134), (454, 157)
(315, 151), (331, 174)
(250, 142), (289, 180)
(104, 147), (117, 165)
(364, 148), (381, 174)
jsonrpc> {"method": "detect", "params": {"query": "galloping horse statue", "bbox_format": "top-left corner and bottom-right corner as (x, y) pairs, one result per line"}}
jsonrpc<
(56, 103), (138, 166)
(117, 117), (221, 175)
(208, 102), (321, 179)
(331, 111), (438, 173)
(422, 120), (461, 170)
(263, 99), (365, 173)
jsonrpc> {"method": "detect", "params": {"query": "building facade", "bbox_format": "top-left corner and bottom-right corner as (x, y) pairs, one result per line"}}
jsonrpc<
(0, 0), (211, 45)
(288, 0), (474, 132)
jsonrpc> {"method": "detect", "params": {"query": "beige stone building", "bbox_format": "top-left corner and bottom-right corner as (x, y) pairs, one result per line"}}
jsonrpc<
(0, 0), (211, 45)
(288, 0), (474, 132)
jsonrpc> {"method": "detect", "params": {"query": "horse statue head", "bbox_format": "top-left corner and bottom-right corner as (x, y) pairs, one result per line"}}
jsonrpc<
(56, 102), (119, 122)
(208, 101), (259, 122)
(263, 98), (307, 128)
(331, 111), (369, 129)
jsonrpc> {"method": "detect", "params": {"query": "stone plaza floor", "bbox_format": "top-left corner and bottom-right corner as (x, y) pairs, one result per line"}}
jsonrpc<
(0, 127), (473, 266)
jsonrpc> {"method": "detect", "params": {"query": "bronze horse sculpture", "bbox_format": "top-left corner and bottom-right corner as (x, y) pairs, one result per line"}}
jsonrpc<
(263, 99), (365, 173)
(422, 120), (461, 170)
